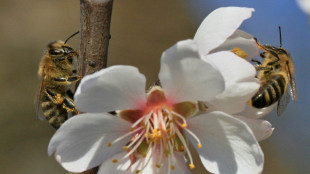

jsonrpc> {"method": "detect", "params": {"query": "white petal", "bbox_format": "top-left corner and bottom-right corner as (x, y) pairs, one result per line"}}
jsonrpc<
(238, 103), (277, 119)
(186, 111), (264, 174)
(97, 152), (131, 174)
(204, 101), (247, 115)
(210, 30), (260, 60)
(159, 40), (225, 103)
(203, 51), (259, 114)
(234, 116), (274, 141)
(75, 66), (147, 113)
(297, 0), (310, 14)
(48, 113), (132, 172)
(194, 7), (254, 56)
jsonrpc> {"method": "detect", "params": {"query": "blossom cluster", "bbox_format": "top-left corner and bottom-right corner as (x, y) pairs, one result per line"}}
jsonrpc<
(48, 7), (275, 174)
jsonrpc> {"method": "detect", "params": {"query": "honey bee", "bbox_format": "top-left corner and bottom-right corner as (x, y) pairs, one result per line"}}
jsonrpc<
(251, 36), (297, 116)
(36, 32), (81, 129)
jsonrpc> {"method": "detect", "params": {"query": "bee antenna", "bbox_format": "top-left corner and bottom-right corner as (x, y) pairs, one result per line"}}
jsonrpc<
(64, 31), (79, 44)
(278, 26), (282, 48)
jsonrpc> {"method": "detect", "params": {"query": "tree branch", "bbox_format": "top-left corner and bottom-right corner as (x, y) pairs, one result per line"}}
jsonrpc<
(70, 0), (113, 174)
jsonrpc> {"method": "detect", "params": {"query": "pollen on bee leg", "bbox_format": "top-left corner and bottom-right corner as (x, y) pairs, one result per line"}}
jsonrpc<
(112, 159), (118, 163)
(232, 47), (248, 59)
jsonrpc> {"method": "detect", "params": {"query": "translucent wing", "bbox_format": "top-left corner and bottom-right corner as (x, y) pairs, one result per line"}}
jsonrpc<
(277, 89), (290, 116)
(287, 61), (298, 101)
(34, 81), (45, 120)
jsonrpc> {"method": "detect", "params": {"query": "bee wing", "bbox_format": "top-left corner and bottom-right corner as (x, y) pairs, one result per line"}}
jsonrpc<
(286, 62), (298, 101)
(34, 82), (46, 121)
(277, 89), (291, 116)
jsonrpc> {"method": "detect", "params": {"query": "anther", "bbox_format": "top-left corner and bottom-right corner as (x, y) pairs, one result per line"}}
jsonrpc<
(171, 165), (175, 170)
(189, 164), (195, 169)
(181, 123), (187, 128)
(130, 127), (134, 132)
(108, 142), (112, 147)
(197, 143), (203, 148)
(122, 146), (128, 151)
(136, 170), (141, 174)
(156, 164), (161, 168)
(112, 159), (118, 163)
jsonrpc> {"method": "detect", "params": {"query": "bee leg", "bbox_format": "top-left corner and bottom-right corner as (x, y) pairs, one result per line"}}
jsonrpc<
(43, 88), (64, 105)
(251, 59), (262, 64)
(255, 65), (273, 71)
(54, 75), (82, 83)
(62, 96), (79, 115)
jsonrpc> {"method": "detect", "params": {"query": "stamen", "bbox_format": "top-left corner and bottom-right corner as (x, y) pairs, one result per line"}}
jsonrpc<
(171, 165), (175, 170)
(156, 164), (161, 168)
(112, 159), (118, 163)
(131, 112), (152, 129)
(183, 128), (203, 149)
(136, 170), (141, 174)
(108, 127), (143, 147)
(175, 128), (194, 167)
(123, 133), (145, 159)
(170, 110), (187, 126)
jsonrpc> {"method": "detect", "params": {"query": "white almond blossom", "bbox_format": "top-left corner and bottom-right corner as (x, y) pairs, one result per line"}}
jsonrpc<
(297, 0), (310, 15)
(193, 7), (274, 141)
(48, 40), (264, 174)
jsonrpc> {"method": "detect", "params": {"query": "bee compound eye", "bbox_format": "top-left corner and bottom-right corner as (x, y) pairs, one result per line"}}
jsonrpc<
(49, 49), (63, 55)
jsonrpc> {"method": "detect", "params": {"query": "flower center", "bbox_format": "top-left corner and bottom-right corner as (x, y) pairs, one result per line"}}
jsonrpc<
(108, 87), (203, 173)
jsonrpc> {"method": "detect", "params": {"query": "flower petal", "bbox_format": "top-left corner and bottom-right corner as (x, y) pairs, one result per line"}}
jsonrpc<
(186, 111), (264, 174)
(75, 66), (147, 113)
(234, 116), (274, 141)
(159, 40), (225, 103)
(97, 152), (131, 174)
(203, 51), (259, 114)
(238, 103), (277, 119)
(48, 113), (132, 172)
(297, 0), (310, 14)
(210, 30), (260, 60)
(194, 7), (254, 56)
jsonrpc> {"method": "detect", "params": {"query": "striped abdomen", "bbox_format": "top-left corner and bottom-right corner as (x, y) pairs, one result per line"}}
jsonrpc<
(40, 92), (68, 129)
(252, 74), (287, 108)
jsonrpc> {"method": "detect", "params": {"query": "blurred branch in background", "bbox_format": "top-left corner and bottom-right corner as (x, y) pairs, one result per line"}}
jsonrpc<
(69, 0), (114, 173)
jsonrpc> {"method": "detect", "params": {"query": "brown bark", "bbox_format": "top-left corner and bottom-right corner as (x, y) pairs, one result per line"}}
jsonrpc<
(69, 0), (114, 174)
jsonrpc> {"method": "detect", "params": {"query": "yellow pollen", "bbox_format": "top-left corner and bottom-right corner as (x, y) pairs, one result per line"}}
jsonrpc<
(171, 165), (175, 170)
(112, 159), (118, 163)
(180, 145), (185, 151)
(189, 164), (195, 169)
(197, 143), (203, 148)
(122, 146), (128, 151)
(181, 123), (187, 128)
(169, 134), (176, 139)
(156, 164), (161, 168)
(232, 47), (248, 59)
(130, 127), (134, 132)
(136, 170), (141, 174)
(108, 142), (112, 147)
(142, 153), (147, 158)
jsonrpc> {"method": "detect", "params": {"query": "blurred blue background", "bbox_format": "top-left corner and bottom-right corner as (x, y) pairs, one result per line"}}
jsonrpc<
(0, 0), (308, 173)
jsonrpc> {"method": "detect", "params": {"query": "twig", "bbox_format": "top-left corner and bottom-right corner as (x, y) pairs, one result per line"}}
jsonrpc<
(70, 0), (114, 174)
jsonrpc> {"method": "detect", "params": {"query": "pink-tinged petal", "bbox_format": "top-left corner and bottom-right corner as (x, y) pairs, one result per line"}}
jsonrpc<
(159, 40), (225, 103)
(186, 111), (264, 174)
(234, 116), (274, 141)
(48, 113), (132, 173)
(97, 152), (131, 174)
(75, 66), (147, 113)
(194, 7), (254, 56)
(203, 51), (259, 114)
(210, 30), (260, 60)
(238, 103), (277, 119)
